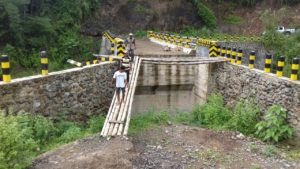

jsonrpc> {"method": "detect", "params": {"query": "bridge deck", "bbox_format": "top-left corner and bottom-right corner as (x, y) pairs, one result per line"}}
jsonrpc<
(135, 39), (192, 56)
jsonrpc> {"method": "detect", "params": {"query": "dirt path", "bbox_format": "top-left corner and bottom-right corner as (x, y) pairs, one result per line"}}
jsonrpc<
(31, 125), (299, 169)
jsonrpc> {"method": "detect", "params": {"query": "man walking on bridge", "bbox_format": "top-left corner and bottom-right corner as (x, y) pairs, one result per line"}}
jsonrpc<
(112, 66), (128, 104)
(125, 33), (136, 61)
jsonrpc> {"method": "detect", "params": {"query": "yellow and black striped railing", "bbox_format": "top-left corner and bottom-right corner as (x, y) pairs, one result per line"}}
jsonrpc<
(1, 55), (11, 82)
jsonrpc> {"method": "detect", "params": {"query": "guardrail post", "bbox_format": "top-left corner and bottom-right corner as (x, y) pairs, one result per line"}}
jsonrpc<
(276, 56), (285, 77)
(1, 55), (11, 82)
(291, 58), (299, 81)
(221, 47), (226, 57)
(111, 43), (115, 55)
(116, 39), (125, 58)
(231, 47), (237, 64)
(249, 51), (255, 69)
(41, 50), (48, 76)
(237, 48), (243, 65)
(264, 54), (272, 73)
(226, 47), (231, 60)
(209, 42), (218, 57)
(216, 45), (221, 57)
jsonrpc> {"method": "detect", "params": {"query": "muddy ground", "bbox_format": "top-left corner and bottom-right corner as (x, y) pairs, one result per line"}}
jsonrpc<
(30, 125), (299, 169)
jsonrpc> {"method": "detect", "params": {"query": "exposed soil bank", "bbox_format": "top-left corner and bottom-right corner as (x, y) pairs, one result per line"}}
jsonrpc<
(31, 125), (299, 169)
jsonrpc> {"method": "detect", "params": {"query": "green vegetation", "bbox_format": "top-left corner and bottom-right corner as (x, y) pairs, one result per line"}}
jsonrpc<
(224, 15), (244, 25)
(0, 113), (105, 168)
(130, 94), (294, 143)
(226, 99), (260, 135)
(134, 29), (148, 38)
(191, 0), (217, 30)
(257, 8), (300, 77)
(0, 0), (101, 77)
(129, 110), (170, 134)
(255, 105), (293, 142)
(192, 93), (231, 128)
(261, 145), (279, 157)
(213, 0), (300, 7)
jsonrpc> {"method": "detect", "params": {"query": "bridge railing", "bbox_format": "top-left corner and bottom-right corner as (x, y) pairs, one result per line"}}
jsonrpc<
(148, 31), (299, 81)
(0, 30), (128, 83)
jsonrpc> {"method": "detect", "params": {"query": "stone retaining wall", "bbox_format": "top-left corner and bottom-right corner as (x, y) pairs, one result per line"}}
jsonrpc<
(0, 62), (116, 122)
(210, 62), (300, 138)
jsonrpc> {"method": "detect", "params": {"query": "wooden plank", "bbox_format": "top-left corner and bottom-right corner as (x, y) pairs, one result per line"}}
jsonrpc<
(109, 120), (124, 124)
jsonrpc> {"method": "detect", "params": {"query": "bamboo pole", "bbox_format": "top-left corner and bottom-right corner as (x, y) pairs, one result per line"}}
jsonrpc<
(100, 93), (116, 136)
(107, 100), (121, 136)
(102, 94), (120, 137)
(111, 57), (138, 136)
(118, 57), (142, 135)
(123, 58), (142, 136)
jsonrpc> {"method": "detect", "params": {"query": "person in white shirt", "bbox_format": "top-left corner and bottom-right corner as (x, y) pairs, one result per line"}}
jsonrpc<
(112, 66), (128, 104)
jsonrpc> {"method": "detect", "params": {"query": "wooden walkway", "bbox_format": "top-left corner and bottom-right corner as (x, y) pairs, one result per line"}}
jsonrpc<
(100, 57), (227, 137)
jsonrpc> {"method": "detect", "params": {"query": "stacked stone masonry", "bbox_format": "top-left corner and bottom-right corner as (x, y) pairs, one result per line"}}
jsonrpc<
(210, 62), (300, 138)
(0, 62), (116, 122)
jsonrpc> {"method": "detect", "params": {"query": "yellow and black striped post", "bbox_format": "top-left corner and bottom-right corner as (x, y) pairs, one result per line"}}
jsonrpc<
(1, 55), (11, 82)
(226, 47), (231, 60)
(276, 56), (285, 77)
(111, 43), (115, 55)
(116, 39), (125, 57)
(209, 41), (218, 57)
(221, 47), (226, 57)
(236, 48), (243, 65)
(249, 51), (255, 69)
(264, 54), (272, 73)
(291, 58), (299, 81)
(41, 51), (48, 76)
(231, 48), (237, 64)
(81, 60), (99, 67)
(216, 45), (221, 57)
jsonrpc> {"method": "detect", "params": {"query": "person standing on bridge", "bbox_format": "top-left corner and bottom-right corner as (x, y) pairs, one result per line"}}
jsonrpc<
(112, 66), (128, 104)
(125, 33), (136, 62)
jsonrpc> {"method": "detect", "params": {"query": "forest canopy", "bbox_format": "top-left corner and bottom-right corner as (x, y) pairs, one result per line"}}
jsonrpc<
(0, 0), (101, 76)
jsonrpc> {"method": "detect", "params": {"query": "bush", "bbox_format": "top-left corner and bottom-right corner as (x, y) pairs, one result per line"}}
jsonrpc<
(255, 105), (293, 142)
(192, 0), (217, 30)
(224, 15), (244, 25)
(0, 113), (106, 168)
(59, 126), (84, 143)
(17, 115), (57, 146)
(226, 99), (260, 135)
(87, 114), (105, 134)
(192, 93), (231, 128)
(0, 115), (38, 169)
(134, 29), (148, 38)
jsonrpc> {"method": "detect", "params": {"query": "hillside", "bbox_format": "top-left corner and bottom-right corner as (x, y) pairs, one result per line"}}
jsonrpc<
(83, 0), (300, 35)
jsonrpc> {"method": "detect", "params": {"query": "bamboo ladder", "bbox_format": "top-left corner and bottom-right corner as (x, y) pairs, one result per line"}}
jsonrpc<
(101, 56), (142, 137)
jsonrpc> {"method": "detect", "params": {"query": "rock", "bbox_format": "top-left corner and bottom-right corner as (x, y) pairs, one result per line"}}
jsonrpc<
(237, 133), (245, 140)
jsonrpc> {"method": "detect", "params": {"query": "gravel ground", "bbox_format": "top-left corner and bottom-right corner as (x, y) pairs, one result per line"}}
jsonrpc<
(30, 125), (300, 169)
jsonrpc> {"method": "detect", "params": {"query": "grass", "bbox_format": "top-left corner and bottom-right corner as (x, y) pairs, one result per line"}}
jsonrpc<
(128, 110), (170, 135)
(261, 145), (278, 157)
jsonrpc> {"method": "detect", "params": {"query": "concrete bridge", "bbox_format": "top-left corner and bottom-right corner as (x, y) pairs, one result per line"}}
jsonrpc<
(0, 31), (299, 140)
